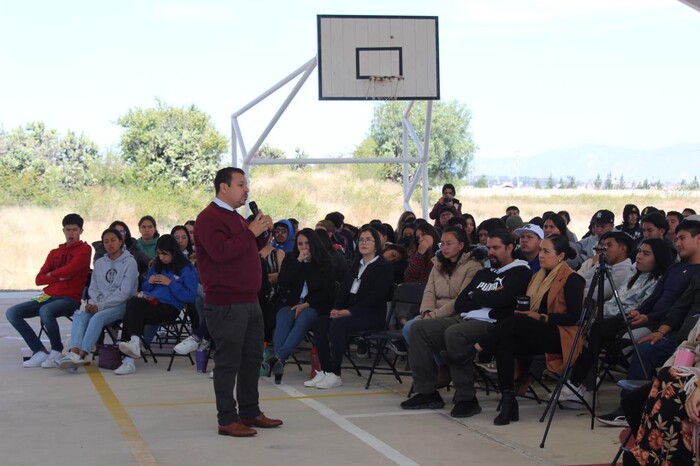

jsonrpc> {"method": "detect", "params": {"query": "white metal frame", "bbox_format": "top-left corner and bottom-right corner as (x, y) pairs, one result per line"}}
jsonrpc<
(230, 56), (433, 217)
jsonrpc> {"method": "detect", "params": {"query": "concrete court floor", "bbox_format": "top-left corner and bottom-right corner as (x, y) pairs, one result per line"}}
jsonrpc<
(1, 291), (625, 466)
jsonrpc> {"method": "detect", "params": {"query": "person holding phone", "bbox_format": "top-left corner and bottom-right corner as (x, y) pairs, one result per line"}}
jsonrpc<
(429, 183), (463, 228)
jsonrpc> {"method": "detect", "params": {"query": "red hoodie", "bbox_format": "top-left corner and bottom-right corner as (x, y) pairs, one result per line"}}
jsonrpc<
(35, 240), (92, 301)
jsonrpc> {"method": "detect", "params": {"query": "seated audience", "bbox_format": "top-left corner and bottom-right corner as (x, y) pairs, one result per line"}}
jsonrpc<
(683, 207), (697, 218)
(557, 210), (578, 242)
(269, 229), (335, 384)
(400, 229), (530, 416)
(666, 210), (684, 243)
(457, 234), (584, 425)
(506, 205), (520, 216)
(57, 228), (139, 370)
(382, 242), (408, 284)
(115, 234), (198, 375)
(463, 213), (478, 245)
(306, 227), (393, 389)
(171, 225), (195, 262)
(6, 213), (91, 368)
(515, 224), (543, 274)
(271, 219), (295, 253)
(93, 220), (152, 277)
(579, 231), (634, 303)
(640, 211), (676, 258)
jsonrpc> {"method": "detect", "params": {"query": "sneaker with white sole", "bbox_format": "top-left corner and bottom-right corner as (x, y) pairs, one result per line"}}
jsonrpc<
(303, 371), (327, 387)
(316, 373), (342, 389)
(597, 407), (628, 427)
(174, 335), (200, 355)
(57, 352), (82, 370)
(119, 340), (141, 359)
(41, 350), (62, 368)
(199, 338), (210, 351)
(23, 351), (49, 368)
(559, 383), (593, 410)
(114, 360), (136, 375)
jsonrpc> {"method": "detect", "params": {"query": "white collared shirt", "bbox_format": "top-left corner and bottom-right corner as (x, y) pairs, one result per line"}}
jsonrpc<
(212, 197), (235, 212)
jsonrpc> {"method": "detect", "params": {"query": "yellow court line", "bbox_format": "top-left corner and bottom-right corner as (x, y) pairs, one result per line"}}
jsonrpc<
(122, 390), (397, 409)
(86, 366), (159, 465)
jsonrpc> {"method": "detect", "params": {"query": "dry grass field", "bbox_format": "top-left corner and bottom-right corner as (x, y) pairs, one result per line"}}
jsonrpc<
(2, 166), (698, 289)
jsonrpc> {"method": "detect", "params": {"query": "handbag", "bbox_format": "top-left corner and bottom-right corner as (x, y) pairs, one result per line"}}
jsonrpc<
(97, 344), (122, 370)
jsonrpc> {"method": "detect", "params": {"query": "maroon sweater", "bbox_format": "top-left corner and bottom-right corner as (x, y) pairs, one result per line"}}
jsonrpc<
(194, 202), (267, 305)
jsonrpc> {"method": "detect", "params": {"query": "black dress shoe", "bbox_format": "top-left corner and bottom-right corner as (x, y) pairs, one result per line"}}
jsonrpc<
(494, 391), (519, 426)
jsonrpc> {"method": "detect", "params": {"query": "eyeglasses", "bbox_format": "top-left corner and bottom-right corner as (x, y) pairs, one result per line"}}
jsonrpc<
(439, 241), (459, 248)
(116, 230), (127, 236)
(173, 235), (188, 240)
(273, 228), (288, 234)
(358, 237), (375, 244)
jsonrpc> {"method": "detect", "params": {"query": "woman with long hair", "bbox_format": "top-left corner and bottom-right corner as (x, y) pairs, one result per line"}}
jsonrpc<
(91, 220), (152, 276)
(403, 223), (441, 286)
(306, 227), (394, 389)
(268, 229), (336, 384)
(463, 213), (478, 246)
(115, 234), (198, 375)
(453, 234), (584, 425)
(56, 228), (139, 370)
(171, 225), (195, 262)
(543, 213), (582, 269)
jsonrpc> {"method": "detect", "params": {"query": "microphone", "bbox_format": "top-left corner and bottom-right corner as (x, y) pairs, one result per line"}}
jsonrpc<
(248, 201), (268, 238)
(249, 201), (260, 217)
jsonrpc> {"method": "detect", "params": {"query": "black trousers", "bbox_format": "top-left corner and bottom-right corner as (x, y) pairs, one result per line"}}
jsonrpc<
(121, 297), (179, 341)
(480, 314), (562, 391)
(312, 314), (383, 375)
(205, 302), (264, 425)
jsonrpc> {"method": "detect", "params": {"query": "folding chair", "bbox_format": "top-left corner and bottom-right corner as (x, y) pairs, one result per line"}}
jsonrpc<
(140, 307), (196, 371)
(362, 283), (426, 389)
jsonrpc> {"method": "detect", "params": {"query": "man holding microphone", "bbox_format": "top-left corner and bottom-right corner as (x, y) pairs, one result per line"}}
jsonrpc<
(195, 167), (283, 437)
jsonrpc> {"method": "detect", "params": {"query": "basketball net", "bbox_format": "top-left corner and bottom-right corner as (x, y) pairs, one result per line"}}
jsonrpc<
(365, 75), (404, 100)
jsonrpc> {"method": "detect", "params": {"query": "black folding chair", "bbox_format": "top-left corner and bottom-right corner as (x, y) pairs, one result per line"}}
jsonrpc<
(361, 283), (426, 389)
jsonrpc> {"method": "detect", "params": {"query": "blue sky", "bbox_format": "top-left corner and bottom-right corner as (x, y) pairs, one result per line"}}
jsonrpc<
(1, 0), (698, 166)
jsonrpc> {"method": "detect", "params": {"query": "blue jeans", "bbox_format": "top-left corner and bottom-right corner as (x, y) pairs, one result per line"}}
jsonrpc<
(402, 317), (417, 345)
(273, 306), (319, 361)
(624, 337), (679, 396)
(69, 304), (126, 353)
(6, 297), (79, 353)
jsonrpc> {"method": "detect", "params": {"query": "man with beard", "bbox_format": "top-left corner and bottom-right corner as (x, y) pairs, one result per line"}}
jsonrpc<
(400, 229), (531, 418)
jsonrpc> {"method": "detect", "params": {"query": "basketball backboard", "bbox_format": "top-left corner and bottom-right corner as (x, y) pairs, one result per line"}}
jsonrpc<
(317, 15), (440, 100)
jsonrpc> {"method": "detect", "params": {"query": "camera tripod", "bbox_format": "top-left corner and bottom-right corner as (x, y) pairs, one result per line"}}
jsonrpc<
(539, 251), (648, 448)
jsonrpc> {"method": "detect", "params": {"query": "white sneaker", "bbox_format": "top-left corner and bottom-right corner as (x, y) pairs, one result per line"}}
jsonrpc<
(559, 383), (593, 409)
(198, 338), (210, 351)
(57, 352), (82, 370)
(316, 373), (342, 389)
(41, 350), (62, 368)
(114, 360), (136, 375)
(209, 370), (214, 379)
(119, 340), (141, 359)
(23, 351), (48, 368)
(174, 335), (200, 355)
(304, 371), (327, 387)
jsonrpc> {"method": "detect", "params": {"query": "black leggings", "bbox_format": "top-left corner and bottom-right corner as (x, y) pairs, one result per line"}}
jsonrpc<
(121, 297), (179, 341)
(479, 314), (562, 391)
(312, 314), (383, 375)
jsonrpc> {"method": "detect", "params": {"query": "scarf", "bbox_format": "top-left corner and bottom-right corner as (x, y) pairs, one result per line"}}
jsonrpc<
(527, 261), (565, 312)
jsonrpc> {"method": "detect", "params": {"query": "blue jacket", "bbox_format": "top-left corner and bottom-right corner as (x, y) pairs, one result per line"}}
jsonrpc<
(141, 264), (198, 309)
(271, 219), (295, 253)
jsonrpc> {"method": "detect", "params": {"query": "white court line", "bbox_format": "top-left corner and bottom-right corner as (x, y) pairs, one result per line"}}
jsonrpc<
(345, 410), (441, 419)
(269, 380), (421, 466)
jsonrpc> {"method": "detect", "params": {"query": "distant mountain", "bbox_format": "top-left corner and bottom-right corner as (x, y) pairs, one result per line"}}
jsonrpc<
(472, 143), (700, 184)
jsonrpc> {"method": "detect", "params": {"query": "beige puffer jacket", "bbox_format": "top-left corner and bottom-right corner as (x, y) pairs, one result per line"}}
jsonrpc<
(419, 252), (483, 318)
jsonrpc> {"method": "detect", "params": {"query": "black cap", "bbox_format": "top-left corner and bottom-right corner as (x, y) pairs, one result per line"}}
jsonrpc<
(594, 209), (615, 225)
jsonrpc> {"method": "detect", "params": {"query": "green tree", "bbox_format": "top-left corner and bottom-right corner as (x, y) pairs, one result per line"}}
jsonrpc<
(594, 174), (602, 190)
(256, 143), (285, 159)
(640, 179), (651, 190)
(690, 176), (700, 190)
(364, 100), (476, 184)
(291, 147), (309, 171)
(118, 99), (228, 187)
(0, 122), (99, 190)
(546, 175), (554, 189)
(534, 180), (542, 189)
(604, 172), (614, 190)
(474, 175), (488, 188)
(565, 176), (577, 189)
(680, 179), (688, 190)
(558, 177), (565, 189)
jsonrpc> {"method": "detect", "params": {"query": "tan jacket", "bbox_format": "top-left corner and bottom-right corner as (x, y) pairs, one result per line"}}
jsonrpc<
(420, 252), (483, 318)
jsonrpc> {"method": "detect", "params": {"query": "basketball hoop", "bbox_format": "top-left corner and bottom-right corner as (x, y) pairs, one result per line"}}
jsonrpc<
(365, 75), (405, 100)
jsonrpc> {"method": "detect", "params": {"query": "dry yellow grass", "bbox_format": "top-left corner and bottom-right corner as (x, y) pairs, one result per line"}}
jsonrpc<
(2, 167), (698, 289)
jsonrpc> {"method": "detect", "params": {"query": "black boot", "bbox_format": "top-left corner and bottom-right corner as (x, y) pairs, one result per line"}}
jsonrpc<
(440, 345), (478, 366)
(272, 359), (284, 384)
(494, 390), (519, 426)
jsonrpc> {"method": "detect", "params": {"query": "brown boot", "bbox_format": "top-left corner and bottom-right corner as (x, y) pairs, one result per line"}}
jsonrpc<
(436, 364), (452, 389)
